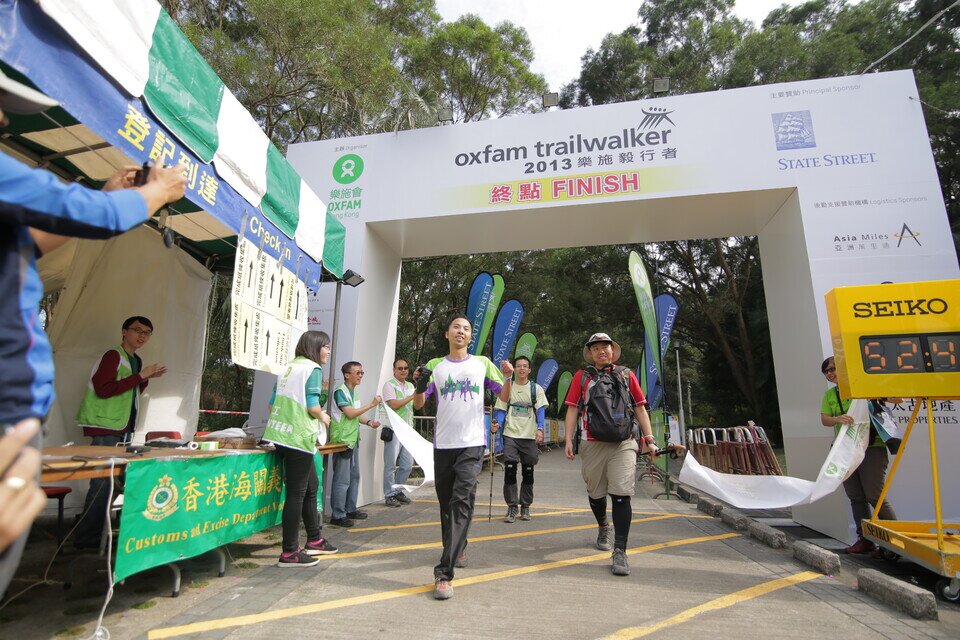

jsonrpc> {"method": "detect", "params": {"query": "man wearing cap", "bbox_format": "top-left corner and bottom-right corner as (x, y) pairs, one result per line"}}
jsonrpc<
(563, 332), (658, 577)
(0, 71), (186, 594)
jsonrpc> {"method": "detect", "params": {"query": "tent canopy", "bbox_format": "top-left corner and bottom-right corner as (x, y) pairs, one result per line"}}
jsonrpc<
(0, 0), (346, 283)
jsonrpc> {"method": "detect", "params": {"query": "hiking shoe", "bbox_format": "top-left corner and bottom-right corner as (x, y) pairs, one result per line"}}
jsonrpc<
(434, 578), (453, 600)
(455, 553), (467, 568)
(277, 550), (320, 568)
(385, 495), (402, 508)
(611, 548), (630, 576)
(519, 506), (531, 521)
(395, 492), (412, 504)
(347, 510), (368, 520)
(596, 524), (612, 551)
(845, 537), (875, 554)
(304, 537), (338, 556)
(504, 505), (518, 523)
(329, 517), (355, 528)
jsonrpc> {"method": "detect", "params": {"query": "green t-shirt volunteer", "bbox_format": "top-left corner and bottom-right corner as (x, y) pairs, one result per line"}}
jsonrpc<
(821, 386), (883, 447)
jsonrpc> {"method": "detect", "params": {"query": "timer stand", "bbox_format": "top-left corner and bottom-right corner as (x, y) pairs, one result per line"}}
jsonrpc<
(861, 397), (960, 603)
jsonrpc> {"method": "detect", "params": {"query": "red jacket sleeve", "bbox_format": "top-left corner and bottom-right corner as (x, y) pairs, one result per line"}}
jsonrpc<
(91, 351), (145, 398)
(564, 370), (585, 407)
(627, 371), (647, 406)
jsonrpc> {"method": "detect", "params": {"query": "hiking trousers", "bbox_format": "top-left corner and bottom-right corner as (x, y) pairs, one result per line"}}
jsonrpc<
(433, 445), (483, 581)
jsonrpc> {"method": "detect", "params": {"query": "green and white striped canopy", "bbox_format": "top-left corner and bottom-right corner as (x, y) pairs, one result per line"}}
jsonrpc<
(37, 0), (343, 276)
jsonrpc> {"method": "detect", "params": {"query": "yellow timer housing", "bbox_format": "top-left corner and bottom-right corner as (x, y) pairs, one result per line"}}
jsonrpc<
(825, 279), (960, 399)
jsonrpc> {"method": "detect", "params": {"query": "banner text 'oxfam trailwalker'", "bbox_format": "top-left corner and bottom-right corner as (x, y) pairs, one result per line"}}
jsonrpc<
(115, 452), (322, 581)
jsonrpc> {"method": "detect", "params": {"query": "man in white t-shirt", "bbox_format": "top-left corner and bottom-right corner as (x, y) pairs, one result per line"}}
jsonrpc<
(381, 358), (416, 507)
(414, 313), (513, 600)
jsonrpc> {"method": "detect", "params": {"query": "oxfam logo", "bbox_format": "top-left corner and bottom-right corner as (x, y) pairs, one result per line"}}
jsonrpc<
(333, 154), (364, 184)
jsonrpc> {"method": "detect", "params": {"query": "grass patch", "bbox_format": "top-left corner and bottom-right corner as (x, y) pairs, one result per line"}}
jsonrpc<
(131, 600), (157, 610)
(235, 561), (258, 569)
(54, 626), (86, 637)
(187, 579), (210, 589)
(63, 604), (100, 616)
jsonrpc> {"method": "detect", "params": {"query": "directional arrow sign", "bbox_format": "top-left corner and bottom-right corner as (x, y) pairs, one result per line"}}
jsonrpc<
(269, 274), (275, 299)
(278, 279), (285, 308)
(243, 319), (249, 353)
(265, 330), (271, 356)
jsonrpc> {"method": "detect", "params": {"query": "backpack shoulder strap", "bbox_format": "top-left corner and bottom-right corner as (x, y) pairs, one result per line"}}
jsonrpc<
(531, 380), (537, 407)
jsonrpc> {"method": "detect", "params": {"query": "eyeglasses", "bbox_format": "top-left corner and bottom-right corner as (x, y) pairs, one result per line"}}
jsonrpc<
(396, 366), (409, 371)
(823, 367), (836, 374)
(356, 371), (365, 376)
(127, 327), (153, 337)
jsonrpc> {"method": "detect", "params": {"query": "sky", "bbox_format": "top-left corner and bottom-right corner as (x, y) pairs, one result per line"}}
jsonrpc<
(434, 0), (803, 91)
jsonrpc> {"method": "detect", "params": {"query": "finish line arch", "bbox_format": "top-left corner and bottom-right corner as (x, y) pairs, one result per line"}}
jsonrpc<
(268, 70), (958, 542)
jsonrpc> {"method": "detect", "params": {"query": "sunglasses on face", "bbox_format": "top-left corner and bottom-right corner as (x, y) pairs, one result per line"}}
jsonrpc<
(824, 367), (836, 374)
(396, 366), (409, 371)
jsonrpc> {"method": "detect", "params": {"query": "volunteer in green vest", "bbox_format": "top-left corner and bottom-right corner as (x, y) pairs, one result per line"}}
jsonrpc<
(381, 358), (416, 508)
(492, 356), (548, 523)
(329, 361), (382, 528)
(73, 316), (166, 549)
(263, 330), (338, 567)
(819, 355), (897, 555)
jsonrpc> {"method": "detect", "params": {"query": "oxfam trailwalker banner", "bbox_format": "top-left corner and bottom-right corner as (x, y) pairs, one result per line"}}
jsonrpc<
(114, 452), (321, 581)
(465, 272), (504, 355)
(628, 252), (661, 389)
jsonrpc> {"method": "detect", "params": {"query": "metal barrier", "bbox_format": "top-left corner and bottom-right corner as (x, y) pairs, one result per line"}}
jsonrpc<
(686, 425), (782, 475)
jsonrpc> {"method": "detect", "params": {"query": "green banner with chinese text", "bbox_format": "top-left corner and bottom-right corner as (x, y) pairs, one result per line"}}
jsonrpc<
(114, 451), (321, 581)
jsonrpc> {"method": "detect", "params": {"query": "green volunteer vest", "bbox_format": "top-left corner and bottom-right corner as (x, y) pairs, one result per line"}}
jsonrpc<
(330, 383), (361, 448)
(263, 356), (323, 454)
(389, 378), (415, 425)
(75, 347), (137, 431)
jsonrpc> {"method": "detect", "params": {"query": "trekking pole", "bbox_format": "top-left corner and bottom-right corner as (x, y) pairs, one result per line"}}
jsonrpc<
(488, 415), (495, 521)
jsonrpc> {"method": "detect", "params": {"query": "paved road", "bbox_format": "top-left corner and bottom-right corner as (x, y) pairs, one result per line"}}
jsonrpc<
(4, 449), (957, 639)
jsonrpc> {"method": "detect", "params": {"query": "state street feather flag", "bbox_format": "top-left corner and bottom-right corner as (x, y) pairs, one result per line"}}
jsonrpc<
(536, 358), (559, 391)
(644, 293), (680, 409)
(491, 299), (525, 367)
(514, 332), (538, 360)
(466, 272), (494, 354)
(629, 251), (661, 388)
(556, 371), (573, 413)
(679, 399), (872, 509)
(35, 0), (327, 259)
(467, 272), (504, 355)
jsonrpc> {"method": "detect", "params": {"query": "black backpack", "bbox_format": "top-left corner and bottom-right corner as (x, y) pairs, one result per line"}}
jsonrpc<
(580, 366), (635, 442)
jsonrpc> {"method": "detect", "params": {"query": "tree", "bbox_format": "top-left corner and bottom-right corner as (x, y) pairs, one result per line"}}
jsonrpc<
(405, 15), (548, 122)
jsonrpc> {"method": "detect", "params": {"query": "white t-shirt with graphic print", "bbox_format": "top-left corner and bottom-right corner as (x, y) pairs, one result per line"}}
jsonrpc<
(424, 355), (504, 449)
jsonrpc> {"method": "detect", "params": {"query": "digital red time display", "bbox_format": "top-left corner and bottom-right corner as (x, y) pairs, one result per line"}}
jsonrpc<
(859, 333), (960, 374)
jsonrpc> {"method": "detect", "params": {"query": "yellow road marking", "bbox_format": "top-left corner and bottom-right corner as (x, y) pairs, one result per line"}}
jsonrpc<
(326, 515), (684, 559)
(148, 533), (740, 639)
(601, 571), (822, 639)
(349, 509), (583, 532)
(412, 499), (591, 512)
(350, 510), (708, 533)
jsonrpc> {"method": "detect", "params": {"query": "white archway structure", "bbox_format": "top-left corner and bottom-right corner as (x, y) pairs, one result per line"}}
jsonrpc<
(266, 70), (958, 542)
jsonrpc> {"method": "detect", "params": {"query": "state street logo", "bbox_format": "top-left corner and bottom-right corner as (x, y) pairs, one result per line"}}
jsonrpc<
(895, 222), (922, 247)
(144, 474), (179, 522)
(333, 154), (364, 184)
(772, 111), (816, 151)
(638, 107), (675, 130)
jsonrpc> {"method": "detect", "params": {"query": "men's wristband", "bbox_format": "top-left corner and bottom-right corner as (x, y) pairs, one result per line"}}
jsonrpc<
(642, 435), (656, 443)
